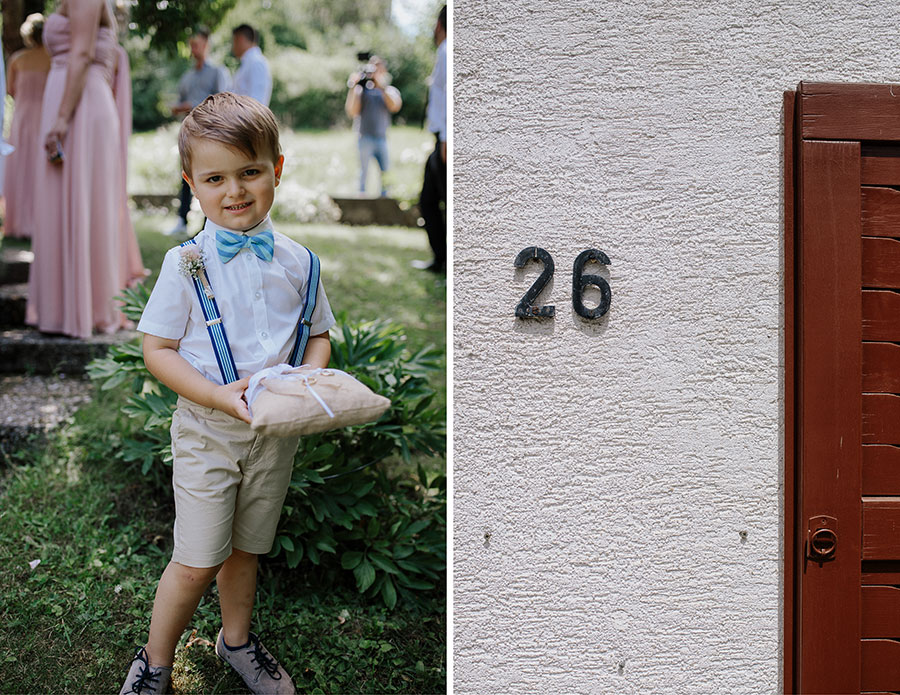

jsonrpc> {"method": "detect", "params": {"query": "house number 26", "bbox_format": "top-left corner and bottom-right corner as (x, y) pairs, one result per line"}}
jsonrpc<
(514, 247), (611, 320)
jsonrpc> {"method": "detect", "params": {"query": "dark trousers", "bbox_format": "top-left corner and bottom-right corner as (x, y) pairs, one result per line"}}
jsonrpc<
(419, 135), (446, 267)
(178, 178), (192, 222)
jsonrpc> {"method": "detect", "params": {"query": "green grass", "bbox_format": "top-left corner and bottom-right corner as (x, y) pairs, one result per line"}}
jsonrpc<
(0, 204), (445, 692)
(0, 390), (445, 694)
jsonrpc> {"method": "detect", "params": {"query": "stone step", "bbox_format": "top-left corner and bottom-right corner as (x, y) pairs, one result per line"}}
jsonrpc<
(130, 192), (179, 211)
(0, 328), (136, 375)
(0, 247), (32, 285)
(0, 284), (26, 327)
(331, 197), (421, 227)
(0, 374), (93, 462)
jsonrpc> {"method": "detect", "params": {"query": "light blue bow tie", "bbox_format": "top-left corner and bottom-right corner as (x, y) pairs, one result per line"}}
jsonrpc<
(215, 227), (275, 263)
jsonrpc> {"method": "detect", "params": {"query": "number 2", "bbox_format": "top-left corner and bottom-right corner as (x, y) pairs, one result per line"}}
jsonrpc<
(514, 247), (556, 318)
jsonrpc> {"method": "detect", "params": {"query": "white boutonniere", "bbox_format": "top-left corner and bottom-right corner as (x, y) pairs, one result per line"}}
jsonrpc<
(178, 246), (214, 298)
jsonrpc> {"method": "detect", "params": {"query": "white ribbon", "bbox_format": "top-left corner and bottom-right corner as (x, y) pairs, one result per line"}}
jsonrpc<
(247, 363), (346, 419)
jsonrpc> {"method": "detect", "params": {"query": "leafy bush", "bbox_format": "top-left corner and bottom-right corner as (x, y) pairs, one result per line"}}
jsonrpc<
(272, 320), (445, 608)
(86, 288), (445, 608)
(268, 49), (356, 129)
(125, 36), (187, 132)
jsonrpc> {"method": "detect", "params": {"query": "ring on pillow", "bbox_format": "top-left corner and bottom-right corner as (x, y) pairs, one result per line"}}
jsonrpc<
(247, 364), (391, 437)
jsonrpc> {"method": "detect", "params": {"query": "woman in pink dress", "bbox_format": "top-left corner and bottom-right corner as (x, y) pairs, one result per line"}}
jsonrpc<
(5, 14), (50, 239)
(27, 0), (145, 338)
(112, 43), (146, 286)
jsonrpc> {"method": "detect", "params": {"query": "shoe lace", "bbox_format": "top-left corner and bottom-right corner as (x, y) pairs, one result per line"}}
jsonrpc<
(248, 634), (282, 680)
(129, 650), (161, 694)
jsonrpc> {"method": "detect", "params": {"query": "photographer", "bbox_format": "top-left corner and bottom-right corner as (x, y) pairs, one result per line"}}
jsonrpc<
(345, 55), (401, 197)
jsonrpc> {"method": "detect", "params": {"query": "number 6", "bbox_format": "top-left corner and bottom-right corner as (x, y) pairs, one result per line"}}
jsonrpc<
(572, 249), (611, 320)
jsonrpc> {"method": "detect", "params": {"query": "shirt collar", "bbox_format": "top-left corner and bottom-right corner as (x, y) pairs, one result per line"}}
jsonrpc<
(241, 46), (262, 62)
(201, 214), (274, 238)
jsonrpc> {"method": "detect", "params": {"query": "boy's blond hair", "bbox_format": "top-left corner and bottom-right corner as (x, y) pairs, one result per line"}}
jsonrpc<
(179, 92), (281, 176)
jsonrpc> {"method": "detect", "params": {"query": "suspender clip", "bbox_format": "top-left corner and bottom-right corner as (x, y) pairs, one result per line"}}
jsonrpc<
(205, 317), (222, 327)
(301, 318), (312, 327)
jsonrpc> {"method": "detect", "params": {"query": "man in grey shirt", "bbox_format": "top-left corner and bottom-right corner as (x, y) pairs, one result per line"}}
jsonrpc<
(167, 28), (229, 236)
(345, 56), (401, 197)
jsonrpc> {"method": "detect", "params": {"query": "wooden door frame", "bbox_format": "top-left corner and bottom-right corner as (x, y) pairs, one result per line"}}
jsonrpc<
(785, 81), (900, 694)
(784, 87), (796, 695)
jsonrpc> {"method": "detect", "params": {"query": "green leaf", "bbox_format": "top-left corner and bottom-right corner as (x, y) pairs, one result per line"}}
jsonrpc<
(366, 518), (381, 537)
(314, 539), (337, 554)
(355, 500), (377, 517)
(286, 543), (304, 568)
(380, 576), (397, 609)
(369, 552), (400, 575)
(353, 559), (376, 592)
(400, 519), (430, 538)
(396, 576), (435, 591)
(341, 551), (363, 570)
(279, 536), (295, 552)
(396, 559), (424, 575)
(392, 545), (415, 559)
(352, 480), (376, 499)
(305, 443), (336, 463)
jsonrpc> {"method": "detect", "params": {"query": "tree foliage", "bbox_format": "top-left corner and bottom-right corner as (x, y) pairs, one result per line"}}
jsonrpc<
(122, 0), (438, 130)
(128, 0), (237, 53)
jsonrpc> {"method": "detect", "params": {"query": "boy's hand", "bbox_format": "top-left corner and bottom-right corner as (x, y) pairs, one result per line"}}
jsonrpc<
(210, 377), (252, 423)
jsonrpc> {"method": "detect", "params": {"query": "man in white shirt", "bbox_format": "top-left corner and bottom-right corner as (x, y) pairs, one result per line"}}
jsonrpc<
(413, 6), (447, 274)
(231, 24), (272, 107)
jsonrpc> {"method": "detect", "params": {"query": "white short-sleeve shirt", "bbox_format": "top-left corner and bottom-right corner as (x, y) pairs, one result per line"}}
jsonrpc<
(232, 46), (272, 107)
(137, 217), (336, 385)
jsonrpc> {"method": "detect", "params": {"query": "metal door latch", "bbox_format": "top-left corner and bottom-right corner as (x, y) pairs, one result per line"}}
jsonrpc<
(806, 515), (838, 562)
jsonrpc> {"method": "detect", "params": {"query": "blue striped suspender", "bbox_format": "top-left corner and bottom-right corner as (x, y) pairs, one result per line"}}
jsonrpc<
(288, 247), (320, 367)
(180, 239), (240, 384)
(181, 240), (321, 380)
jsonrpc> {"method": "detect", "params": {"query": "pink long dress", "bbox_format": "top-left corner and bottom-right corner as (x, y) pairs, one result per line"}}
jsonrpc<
(26, 14), (144, 338)
(113, 45), (146, 284)
(5, 67), (48, 238)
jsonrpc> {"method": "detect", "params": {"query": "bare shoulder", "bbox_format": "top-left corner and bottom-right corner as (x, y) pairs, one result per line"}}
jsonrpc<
(63, 0), (107, 22)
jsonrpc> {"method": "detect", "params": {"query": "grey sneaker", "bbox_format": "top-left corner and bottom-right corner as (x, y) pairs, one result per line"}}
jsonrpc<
(216, 629), (295, 694)
(119, 646), (172, 695)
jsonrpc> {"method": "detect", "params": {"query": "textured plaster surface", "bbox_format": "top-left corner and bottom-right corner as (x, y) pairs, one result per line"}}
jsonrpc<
(452, 2), (900, 693)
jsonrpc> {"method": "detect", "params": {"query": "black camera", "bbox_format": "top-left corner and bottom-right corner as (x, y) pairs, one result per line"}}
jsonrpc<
(354, 51), (376, 89)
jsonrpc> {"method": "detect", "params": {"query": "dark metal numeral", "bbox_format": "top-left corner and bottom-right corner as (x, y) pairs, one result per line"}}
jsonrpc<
(572, 249), (611, 320)
(514, 247), (556, 318)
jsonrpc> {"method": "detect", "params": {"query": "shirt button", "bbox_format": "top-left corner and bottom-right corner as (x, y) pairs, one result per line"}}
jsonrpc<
(255, 291), (262, 299)
(261, 331), (268, 338)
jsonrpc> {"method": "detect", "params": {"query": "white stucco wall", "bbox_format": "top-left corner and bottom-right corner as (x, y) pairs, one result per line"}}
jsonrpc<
(452, 2), (900, 693)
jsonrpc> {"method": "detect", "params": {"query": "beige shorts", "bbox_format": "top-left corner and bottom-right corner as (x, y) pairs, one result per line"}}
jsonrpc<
(170, 396), (300, 568)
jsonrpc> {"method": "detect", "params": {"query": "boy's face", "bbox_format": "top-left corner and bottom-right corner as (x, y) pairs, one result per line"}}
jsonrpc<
(183, 138), (283, 232)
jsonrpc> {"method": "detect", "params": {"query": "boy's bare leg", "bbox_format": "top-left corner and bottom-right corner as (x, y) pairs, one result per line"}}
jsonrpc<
(145, 561), (222, 667)
(216, 548), (258, 646)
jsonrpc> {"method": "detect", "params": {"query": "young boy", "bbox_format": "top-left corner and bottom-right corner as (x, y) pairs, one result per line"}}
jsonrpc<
(119, 92), (335, 695)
